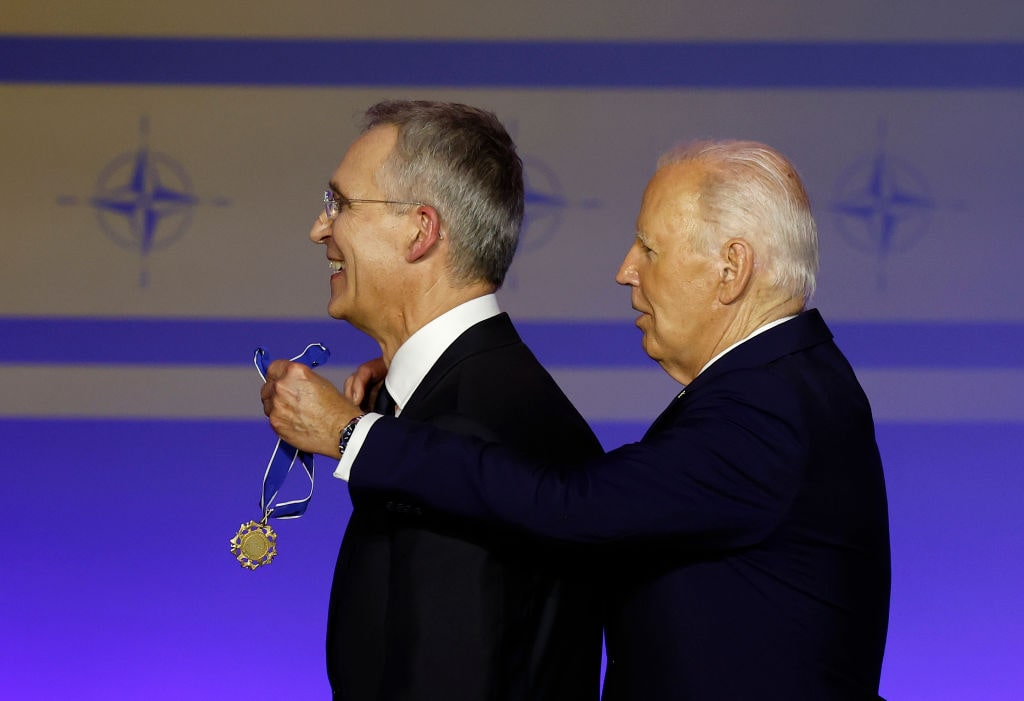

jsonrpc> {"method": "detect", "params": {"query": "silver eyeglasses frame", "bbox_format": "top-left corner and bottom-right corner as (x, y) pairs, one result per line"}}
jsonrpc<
(323, 189), (426, 221)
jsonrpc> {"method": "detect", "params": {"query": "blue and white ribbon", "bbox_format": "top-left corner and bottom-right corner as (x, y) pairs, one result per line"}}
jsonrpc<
(253, 342), (330, 520)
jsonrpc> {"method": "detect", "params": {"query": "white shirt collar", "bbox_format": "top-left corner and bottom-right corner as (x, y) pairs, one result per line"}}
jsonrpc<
(384, 294), (501, 413)
(695, 314), (798, 380)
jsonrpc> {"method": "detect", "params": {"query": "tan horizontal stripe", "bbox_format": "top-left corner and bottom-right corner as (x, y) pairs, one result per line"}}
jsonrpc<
(8, 3), (1013, 41)
(2, 365), (1022, 423)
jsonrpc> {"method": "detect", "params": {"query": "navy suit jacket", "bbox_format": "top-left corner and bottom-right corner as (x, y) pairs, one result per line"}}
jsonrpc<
(328, 313), (604, 701)
(351, 309), (891, 700)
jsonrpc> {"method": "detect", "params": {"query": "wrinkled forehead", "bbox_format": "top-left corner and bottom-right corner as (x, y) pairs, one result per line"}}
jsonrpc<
(637, 163), (705, 231)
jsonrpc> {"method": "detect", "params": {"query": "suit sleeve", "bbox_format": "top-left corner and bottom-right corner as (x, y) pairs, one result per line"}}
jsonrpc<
(350, 368), (813, 551)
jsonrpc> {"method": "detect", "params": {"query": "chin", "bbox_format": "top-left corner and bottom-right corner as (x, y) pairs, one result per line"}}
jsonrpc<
(326, 301), (349, 321)
(639, 334), (654, 357)
(640, 335), (664, 363)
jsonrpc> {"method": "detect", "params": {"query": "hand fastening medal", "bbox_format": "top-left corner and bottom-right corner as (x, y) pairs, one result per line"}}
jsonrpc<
(230, 342), (330, 570)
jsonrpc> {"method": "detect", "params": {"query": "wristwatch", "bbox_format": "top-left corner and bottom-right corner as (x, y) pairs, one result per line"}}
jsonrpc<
(338, 414), (364, 456)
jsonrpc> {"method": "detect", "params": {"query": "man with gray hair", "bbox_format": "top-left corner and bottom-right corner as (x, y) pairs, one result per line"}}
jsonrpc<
(276, 100), (603, 700)
(264, 139), (891, 698)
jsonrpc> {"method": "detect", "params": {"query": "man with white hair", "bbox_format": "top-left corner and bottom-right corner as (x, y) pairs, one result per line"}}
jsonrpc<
(263, 139), (891, 699)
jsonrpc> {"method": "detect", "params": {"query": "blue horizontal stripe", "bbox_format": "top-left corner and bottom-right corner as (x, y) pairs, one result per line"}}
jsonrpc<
(828, 321), (1024, 369)
(1, 317), (1021, 368)
(1, 37), (1021, 88)
(0, 318), (378, 366)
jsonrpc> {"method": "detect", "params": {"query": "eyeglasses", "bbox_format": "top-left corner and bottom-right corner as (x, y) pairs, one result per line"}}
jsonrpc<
(323, 189), (425, 221)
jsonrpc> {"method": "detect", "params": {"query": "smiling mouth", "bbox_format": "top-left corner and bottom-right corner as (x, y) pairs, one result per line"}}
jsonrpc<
(328, 259), (346, 273)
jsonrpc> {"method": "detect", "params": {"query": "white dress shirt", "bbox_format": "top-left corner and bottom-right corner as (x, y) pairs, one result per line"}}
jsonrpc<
(337, 309), (798, 480)
(334, 294), (502, 481)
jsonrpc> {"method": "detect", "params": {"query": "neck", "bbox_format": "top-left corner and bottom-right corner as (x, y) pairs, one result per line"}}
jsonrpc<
(682, 295), (804, 384)
(374, 279), (495, 365)
(724, 295), (804, 346)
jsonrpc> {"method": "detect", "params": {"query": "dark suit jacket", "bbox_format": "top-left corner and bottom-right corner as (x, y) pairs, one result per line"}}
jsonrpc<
(351, 309), (892, 700)
(327, 313), (604, 701)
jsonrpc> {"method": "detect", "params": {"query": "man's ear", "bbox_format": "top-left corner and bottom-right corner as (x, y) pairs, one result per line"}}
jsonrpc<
(718, 238), (754, 304)
(407, 205), (443, 263)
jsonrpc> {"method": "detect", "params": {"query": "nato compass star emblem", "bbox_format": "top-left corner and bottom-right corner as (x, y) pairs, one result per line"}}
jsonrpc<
(830, 123), (939, 289)
(58, 117), (229, 287)
(502, 155), (601, 290)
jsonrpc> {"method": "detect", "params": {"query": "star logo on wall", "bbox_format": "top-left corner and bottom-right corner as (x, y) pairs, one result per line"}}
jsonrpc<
(498, 155), (601, 291)
(521, 156), (602, 254)
(58, 117), (229, 287)
(830, 123), (938, 288)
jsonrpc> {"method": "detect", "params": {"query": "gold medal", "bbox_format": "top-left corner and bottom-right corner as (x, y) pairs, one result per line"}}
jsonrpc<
(238, 343), (327, 571)
(230, 517), (278, 570)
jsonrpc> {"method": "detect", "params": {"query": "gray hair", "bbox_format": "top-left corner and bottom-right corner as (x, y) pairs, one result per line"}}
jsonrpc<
(363, 100), (523, 288)
(658, 140), (819, 302)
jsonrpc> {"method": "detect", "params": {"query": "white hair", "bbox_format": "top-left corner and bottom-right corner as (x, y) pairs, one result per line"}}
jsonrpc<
(658, 140), (819, 302)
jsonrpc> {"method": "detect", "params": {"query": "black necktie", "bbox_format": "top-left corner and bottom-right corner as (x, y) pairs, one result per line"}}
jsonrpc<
(374, 384), (397, 416)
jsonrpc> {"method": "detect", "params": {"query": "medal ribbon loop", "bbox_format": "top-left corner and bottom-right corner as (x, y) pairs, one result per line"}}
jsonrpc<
(253, 342), (330, 520)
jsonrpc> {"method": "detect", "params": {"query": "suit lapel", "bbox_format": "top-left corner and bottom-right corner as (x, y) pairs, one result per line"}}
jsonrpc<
(401, 313), (520, 419)
(644, 309), (833, 438)
(685, 309), (832, 394)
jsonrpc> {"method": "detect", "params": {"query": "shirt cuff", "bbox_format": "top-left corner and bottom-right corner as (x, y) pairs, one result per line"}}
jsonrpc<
(333, 412), (383, 482)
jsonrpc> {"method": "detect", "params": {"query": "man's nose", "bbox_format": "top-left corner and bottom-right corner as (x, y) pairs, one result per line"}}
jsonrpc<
(615, 251), (639, 286)
(309, 213), (331, 244)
